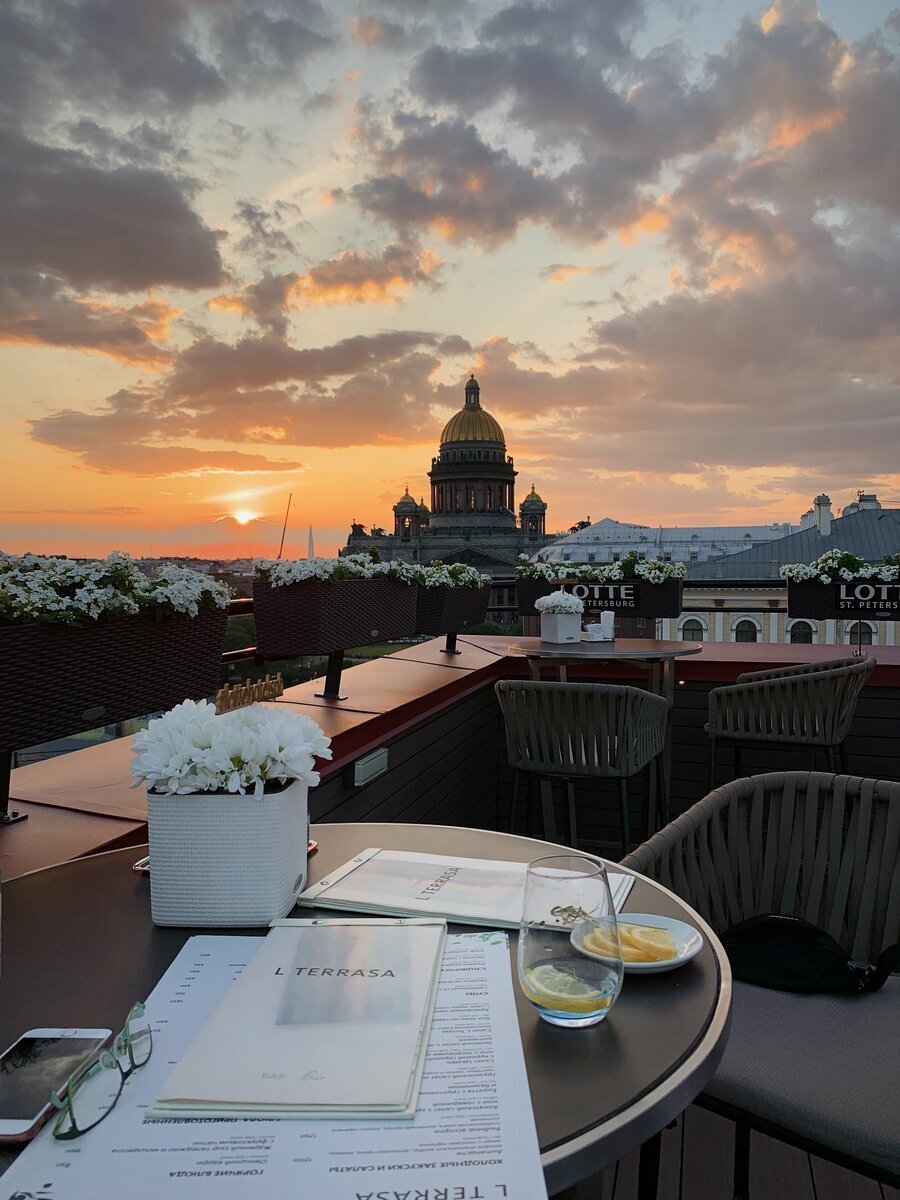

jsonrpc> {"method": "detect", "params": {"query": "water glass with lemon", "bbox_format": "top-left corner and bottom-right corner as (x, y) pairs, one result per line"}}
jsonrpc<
(517, 855), (624, 1028)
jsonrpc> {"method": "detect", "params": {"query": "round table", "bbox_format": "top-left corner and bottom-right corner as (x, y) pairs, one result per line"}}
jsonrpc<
(0, 823), (731, 1195)
(507, 637), (701, 692)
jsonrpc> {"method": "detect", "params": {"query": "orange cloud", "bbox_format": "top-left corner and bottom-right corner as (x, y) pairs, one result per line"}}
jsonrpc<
(207, 291), (248, 318)
(348, 17), (391, 47)
(760, 4), (780, 35)
(769, 109), (845, 148)
(543, 264), (604, 285)
(0, 288), (179, 367)
(617, 205), (670, 246)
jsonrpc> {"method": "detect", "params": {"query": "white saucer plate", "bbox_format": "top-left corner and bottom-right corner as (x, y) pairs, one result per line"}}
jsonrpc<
(571, 913), (704, 974)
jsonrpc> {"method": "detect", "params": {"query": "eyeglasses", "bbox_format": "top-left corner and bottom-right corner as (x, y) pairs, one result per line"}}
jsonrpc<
(50, 1002), (153, 1140)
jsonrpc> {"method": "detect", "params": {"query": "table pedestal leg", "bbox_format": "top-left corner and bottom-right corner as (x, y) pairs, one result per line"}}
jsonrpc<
(637, 1129), (662, 1199)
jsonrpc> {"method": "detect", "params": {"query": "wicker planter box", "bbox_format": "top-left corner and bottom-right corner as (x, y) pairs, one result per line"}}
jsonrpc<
(415, 584), (491, 636)
(788, 579), (900, 620)
(253, 577), (417, 659)
(518, 578), (682, 619)
(147, 780), (308, 927)
(0, 608), (228, 753)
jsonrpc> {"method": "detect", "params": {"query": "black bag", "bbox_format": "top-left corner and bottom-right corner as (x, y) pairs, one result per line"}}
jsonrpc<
(721, 914), (900, 995)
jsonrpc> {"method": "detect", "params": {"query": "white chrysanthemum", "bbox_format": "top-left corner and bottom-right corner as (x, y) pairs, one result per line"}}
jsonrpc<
(132, 700), (332, 797)
(534, 590), (585, 615)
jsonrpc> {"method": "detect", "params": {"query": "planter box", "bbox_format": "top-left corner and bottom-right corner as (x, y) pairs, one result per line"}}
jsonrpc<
(414, 584), (491, 636)
(253, 577), (417, 658)
(518, 578), (682, 619)
(788, 579), (900, 620)
(0, 608), (228, 753)
(147, 780), (308, 927)
(540, 613), (581, 644)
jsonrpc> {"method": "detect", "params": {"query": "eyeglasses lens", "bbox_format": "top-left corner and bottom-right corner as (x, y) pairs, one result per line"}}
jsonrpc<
(127, 1009), (153, 1068)
(69, 1052), (123, 1133)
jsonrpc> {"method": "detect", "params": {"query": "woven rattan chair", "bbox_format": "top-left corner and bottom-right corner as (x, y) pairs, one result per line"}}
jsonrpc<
(706, 656), (874, 790)
(494, 680), (669, 855)
(622, 771), (900, 1196)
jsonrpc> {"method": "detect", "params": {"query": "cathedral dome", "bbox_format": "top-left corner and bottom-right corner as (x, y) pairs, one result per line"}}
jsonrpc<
(520, 484), (546, 510)
(393, 486), (417, 513)
(439, 375), (505, 445)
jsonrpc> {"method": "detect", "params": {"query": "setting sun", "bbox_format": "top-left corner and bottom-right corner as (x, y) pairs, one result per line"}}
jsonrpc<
(232, 511), (257, 526)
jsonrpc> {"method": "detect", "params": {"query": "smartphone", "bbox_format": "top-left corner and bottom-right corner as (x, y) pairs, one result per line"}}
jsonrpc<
(0, 1028), (112, 1142)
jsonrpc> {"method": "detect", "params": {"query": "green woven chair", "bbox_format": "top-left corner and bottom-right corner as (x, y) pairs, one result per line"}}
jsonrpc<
(706, 656), (875, 790)
(494, 680), (669, 855)
(622, 771), (900, 1196)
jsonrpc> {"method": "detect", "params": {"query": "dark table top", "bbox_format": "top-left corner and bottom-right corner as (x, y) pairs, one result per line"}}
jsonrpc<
(508, 638), (703, 662)
(0, 822), (731, 1193)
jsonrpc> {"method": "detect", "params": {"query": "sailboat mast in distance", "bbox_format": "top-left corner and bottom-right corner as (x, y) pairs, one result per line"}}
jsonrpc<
(277, 493), (292, 559)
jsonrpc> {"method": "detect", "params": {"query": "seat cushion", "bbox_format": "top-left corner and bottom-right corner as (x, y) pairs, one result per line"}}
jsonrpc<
(704, 978), (900, 1178)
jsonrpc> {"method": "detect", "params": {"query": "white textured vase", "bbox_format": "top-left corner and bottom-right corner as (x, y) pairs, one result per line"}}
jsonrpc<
(540, 613), (581, 644)
(147, 779), (309, 927)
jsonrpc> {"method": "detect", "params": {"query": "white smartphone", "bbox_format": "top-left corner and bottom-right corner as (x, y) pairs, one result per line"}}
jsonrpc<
(0, 1027), (112, 1142)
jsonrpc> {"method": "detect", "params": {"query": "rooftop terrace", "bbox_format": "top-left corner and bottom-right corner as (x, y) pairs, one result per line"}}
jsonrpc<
(2, 632), (898, 1199)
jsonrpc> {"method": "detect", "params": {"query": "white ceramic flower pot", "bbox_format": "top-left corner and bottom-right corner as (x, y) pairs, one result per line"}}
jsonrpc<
(147, 779), (309, 927)
(540, 613), (581, 643)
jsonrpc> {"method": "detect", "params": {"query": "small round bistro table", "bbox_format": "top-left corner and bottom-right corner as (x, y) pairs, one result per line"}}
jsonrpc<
(507, 637), (702, 700)
(0, 823), (731, 1196)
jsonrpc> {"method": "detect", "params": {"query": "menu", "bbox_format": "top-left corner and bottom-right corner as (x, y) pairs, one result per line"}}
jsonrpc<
(298, 847), (634, 925)
(2, 933), (549, 1200)
(151, 919), (446, 1119)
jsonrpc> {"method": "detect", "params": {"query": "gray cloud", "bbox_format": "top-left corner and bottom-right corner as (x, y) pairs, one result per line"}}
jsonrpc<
(1, 0), (336, 130)
(166, 329), (469, 398)
(0, 129), (223, 291)
(0, 270), (175, 365)
(233, 198), (303, 265)
(28, 329), (478, 471)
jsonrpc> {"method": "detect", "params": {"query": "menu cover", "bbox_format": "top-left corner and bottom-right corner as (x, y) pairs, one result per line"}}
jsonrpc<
(148, 918), (446, 1120)
(298, 848), (635, 926)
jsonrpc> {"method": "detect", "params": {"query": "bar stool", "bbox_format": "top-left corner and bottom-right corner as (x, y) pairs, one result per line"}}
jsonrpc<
(495, 679), (669, 856)
(705, 656), (874, 790)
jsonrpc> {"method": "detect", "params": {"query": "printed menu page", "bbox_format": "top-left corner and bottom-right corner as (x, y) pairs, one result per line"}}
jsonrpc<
(2, 933), (549, 1200)
(299, 847), (634, 925)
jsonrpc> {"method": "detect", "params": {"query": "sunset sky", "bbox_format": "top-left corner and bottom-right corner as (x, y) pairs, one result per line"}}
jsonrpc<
(2, 0), (899, 559)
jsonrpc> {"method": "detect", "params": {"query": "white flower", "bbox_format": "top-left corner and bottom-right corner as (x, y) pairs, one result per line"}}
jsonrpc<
(0, 552), (229, 625)
(132, 700), (332, 797)
(535, 590), (585, 615)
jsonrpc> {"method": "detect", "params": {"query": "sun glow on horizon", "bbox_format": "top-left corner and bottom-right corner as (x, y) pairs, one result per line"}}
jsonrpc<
(232, 510), (257, 525)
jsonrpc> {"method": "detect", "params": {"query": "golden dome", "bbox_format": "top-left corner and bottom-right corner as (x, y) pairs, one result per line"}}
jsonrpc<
(440, 406), (506, 444)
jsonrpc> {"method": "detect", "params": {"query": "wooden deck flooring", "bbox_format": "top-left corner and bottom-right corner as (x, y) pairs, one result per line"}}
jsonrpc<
(569, 1105), (899, 1200)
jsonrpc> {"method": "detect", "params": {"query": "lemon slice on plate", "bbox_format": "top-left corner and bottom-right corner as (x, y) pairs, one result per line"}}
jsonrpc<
(622, 923), (678, 961)
(522, 964), (612, 1013)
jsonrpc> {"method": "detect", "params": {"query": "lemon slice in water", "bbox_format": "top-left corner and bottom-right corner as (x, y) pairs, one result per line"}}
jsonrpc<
(522, 964), (611, 1013)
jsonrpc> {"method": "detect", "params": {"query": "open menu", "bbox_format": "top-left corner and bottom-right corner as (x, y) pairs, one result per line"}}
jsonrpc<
(297, 847), (634, 926)
(148, 918), (446, 1120)
(1, 933), (549, 1200)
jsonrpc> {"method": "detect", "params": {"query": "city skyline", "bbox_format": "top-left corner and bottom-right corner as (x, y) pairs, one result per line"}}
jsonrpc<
(2, 0), (899, 559)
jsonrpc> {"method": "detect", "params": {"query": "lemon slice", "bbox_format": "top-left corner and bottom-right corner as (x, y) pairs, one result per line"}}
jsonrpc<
(622, 924), (678, 961)
(522, 964), (611, 1013)
(583, 929), (646, 961)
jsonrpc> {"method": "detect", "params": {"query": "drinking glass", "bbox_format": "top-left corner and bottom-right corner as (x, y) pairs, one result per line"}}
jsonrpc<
(517, 855), (624, 1028)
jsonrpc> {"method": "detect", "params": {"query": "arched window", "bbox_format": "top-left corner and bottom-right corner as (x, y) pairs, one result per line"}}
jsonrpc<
(789, 621), (815, 644)
(734, 620), (758, 643)
(681, 619), (704, 642)
(845, 621), (874, 646)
